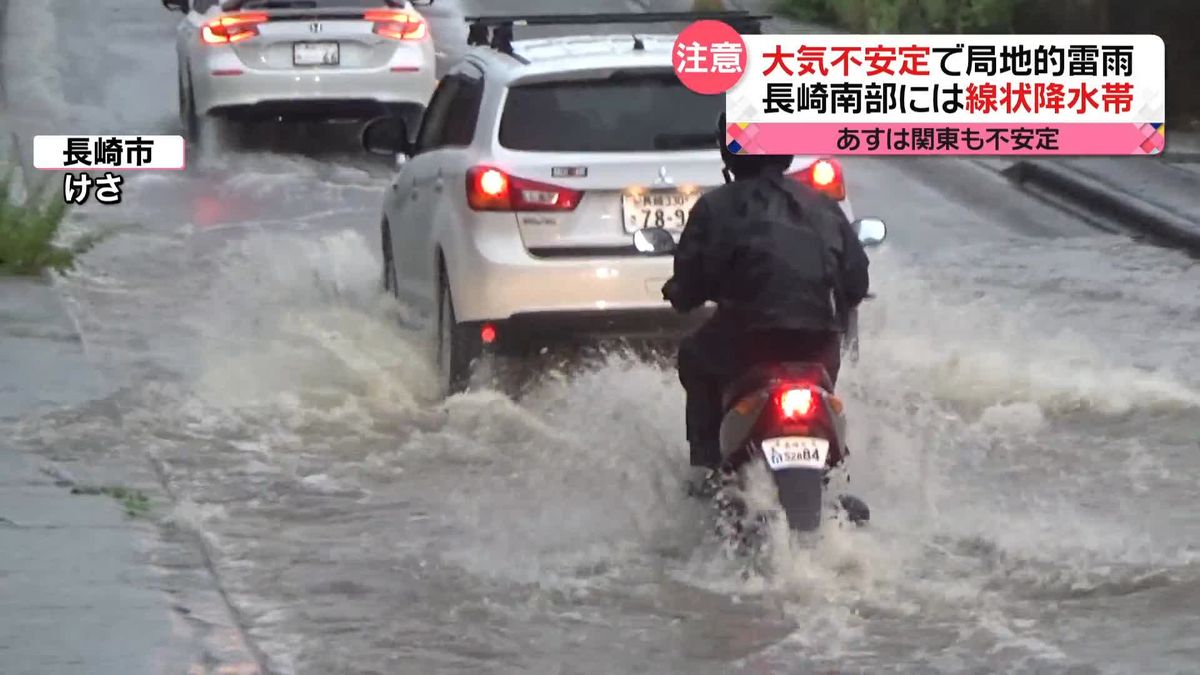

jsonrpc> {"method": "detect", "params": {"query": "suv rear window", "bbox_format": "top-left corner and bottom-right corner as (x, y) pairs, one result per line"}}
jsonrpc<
(498, 73), (723, 153)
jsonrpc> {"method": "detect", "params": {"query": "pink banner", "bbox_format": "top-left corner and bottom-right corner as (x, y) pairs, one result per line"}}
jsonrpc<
(727, 122), (1167, 156)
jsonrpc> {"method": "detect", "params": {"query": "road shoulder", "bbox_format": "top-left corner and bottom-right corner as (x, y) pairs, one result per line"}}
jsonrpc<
(0, 276), (265, 674)
(0, 448), (187, 675)
(1005, 155), (1200, 253)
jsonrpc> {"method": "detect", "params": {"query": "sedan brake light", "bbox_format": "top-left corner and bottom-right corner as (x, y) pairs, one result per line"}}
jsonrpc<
(466, 166), (582, 212)
(788, 158), (845, 201)
(201, 12), (269, 45)
(365, 9), (427, 40)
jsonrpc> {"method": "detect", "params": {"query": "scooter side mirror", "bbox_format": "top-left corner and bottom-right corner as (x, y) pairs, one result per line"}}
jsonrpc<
(632, 227), (677, 255)
(854, 217), (887, 247)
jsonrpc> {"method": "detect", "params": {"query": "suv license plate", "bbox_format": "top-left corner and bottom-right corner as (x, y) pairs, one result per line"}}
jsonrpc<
(622, 190), (699, 233)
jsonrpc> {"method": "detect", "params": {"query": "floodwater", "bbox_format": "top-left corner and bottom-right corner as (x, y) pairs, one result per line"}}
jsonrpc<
(2, 0), (1198, 673)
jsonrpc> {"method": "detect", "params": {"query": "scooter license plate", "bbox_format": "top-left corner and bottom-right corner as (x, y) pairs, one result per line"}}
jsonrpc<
(762, 436), (829, 471)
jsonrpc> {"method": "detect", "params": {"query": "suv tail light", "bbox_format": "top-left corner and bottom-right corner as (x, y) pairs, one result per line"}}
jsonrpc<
(776, 385), (820, 419)
(480, 323), (497, 344)
(466, 166), (583, 212)
(365, 9), (427, 40)
(789, 158), (845, 201)
(201, 12), (269, 45)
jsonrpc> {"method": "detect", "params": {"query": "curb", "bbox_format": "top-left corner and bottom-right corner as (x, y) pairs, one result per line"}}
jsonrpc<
(1162, 151), (1200, 163)
(0, 0), (6, 106)
(1005, 160), (1200, 254)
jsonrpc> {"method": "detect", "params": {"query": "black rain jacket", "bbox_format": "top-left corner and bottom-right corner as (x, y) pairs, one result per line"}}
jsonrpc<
(663, 169), (870, 333)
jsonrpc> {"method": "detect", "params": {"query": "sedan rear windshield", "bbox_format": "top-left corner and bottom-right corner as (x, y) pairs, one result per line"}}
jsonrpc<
(228, 0), (394, 9)
(498, 73), (724, 153)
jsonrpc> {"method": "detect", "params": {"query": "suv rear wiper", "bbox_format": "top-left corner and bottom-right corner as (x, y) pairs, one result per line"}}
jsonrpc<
(605, 69), (676, 83)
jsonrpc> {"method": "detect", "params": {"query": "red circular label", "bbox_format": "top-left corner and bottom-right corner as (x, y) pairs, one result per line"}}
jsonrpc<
(672, 20), (748, 95)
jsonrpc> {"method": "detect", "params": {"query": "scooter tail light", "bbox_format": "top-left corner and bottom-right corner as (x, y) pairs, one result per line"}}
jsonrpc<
(776, 385), (820, 419)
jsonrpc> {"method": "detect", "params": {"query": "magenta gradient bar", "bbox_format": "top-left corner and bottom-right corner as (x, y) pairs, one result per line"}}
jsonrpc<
(735, 122), (1166, 156)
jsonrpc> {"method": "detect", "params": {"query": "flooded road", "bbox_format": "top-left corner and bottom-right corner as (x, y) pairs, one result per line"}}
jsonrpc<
(3, 0), (1199, 673)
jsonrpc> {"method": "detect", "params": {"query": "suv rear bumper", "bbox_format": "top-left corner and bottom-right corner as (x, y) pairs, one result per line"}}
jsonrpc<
(478, 307), (714, 354)
(445, 212), (688, 323)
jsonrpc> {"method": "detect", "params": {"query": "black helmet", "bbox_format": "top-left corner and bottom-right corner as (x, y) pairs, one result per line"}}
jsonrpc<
(716, 112), (792, 180)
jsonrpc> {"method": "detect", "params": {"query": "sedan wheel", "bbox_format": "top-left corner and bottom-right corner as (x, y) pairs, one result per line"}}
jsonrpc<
(180, 79), (200, 144)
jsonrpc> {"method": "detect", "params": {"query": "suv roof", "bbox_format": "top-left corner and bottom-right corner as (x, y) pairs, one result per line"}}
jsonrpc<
(466, 34), (679, 81)
(457, 10), (768, 81)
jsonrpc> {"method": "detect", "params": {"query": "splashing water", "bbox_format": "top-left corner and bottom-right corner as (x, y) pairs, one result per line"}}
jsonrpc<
(11, 192), (1197, 672)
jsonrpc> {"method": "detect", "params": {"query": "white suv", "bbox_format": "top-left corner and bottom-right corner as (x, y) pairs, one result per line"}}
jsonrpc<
(362, 14), (856, 394)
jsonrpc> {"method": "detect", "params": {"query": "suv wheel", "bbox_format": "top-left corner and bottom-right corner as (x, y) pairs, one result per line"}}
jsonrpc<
(436, 275), (480, 397)
(380, 220), (398, 295)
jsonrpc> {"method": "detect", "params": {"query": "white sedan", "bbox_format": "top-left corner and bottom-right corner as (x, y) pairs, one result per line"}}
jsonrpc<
(161, 0), (437, 141)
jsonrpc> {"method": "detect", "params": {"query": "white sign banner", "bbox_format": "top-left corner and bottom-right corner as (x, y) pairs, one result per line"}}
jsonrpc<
(718, 34), (1166, 155)
(33, 135), (186, 170)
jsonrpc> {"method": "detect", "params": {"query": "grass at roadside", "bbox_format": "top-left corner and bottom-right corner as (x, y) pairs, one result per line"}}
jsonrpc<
(70, 484), (153, 518)
(0, 163), (85, 276)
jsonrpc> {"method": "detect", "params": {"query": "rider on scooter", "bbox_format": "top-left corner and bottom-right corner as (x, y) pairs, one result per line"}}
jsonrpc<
(663, 113), (872, 496)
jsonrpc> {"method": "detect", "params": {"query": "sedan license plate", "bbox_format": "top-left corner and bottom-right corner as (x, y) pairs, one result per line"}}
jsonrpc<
(761, 436), (830, 471)
(293, 41), (340, 66)
(622, 190), (699, 233)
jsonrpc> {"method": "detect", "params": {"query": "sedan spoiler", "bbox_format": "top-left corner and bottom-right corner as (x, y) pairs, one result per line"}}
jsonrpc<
(220, 0), (418, 12)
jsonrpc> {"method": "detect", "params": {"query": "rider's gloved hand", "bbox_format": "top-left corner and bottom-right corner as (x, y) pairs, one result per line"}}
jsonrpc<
(661, 279), (687, 312)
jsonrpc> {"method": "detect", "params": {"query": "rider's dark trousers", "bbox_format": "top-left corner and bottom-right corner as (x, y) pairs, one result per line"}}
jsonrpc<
(678, 317), (842, 469)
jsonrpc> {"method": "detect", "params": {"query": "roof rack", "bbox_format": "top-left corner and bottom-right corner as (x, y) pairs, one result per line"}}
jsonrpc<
(464, 11), (771, 58)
